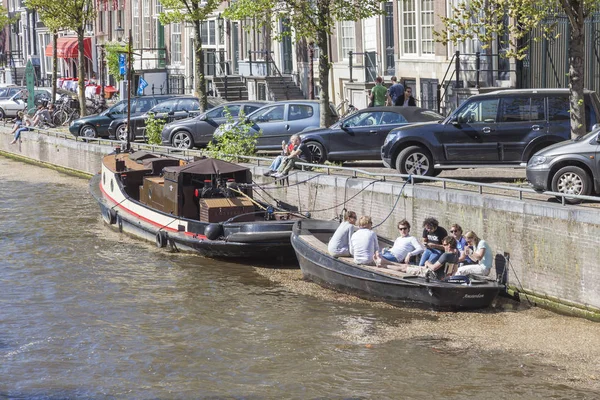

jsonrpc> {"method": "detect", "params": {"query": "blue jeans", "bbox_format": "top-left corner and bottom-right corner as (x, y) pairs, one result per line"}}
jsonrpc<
(14, 126), (30, 141)
(380, 249), (399, 262)
(269, 155), (285, 171)
(419, 248), (443, 266)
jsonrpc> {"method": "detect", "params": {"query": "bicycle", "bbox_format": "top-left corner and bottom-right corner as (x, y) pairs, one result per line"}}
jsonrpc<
(335, 98), (358, 118)
(52, 94), (80, 126)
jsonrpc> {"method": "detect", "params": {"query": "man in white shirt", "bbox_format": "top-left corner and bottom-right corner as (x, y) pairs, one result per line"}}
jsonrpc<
(379, 219), (424, 264)
(328, 210), (357, 257)
(349, 216), (379, 265)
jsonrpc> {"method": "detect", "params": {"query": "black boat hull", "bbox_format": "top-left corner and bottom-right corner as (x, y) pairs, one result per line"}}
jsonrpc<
(91, 173), (298, 266)
(291, 220), (501, 309)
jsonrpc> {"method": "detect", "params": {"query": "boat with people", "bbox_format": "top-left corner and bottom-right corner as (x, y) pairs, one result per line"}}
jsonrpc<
(89, 149), (305, 264)
(291, 219), (502, 309)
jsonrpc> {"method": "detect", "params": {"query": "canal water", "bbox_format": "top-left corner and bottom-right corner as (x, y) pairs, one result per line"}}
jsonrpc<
(1, 157), (599, 399)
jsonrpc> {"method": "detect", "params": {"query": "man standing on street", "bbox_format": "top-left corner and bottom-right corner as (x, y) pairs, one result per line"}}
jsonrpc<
(369, 76), (388, 107)
(386, 76), (405, 106)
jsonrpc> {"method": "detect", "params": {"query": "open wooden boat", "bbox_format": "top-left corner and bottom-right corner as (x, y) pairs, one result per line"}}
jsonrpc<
(291, 219), (502, 309)
(90, 150), (304, 264)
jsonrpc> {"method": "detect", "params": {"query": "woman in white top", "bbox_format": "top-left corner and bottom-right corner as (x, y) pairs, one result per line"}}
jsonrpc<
(349, 216), (379, 265)
(380, 219), (424, 264)
(455, 231), (493, 276)
(327, 211), (357, 257)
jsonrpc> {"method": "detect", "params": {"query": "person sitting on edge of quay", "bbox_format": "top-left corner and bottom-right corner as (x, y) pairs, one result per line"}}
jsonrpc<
(386, 76), (405, 106)
(369, 76), (388, 107)
(455, 231), (493, 276)
(9, 111), (25, 145)
(450, 223), (475, 266)
(327, 210), (358, 257)
(374, 236), (459, 280)
(272, 134), (312, 178)
(264, 137), (294, 177)
(349, 215), (379, 266)
(379, 219), (423, 264)
(419, 217), (448, 266)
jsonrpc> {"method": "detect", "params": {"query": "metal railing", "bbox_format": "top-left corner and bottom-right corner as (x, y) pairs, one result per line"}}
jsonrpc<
(8, 125), (600, 207)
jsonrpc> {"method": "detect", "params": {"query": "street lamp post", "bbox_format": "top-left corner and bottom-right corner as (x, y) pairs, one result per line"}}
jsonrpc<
(116, 26), (133, 152)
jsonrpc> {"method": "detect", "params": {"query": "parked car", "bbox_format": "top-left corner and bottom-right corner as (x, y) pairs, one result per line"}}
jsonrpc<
(161, 100), (270, 149)
(214, 100), (338, 150)
(299, 106), (443, 163)
(107, 96), (227, 141)
(526, 127), (600, 203)
(68, 94), (178, 138)
(0, 86), (24, 100)
(0, 88), (55, 119)
(381, 88), (600, 176)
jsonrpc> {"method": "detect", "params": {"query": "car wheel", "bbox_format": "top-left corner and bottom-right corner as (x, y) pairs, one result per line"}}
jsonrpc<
(79, 125), (97, 138)
(116, 124), (128, 142)
(0, 108), (5, 119)
(551, 166), (591, 204)
(305, 141), (326, 164)
(396, 145), (434, 176)
(172, 131), (194, 149)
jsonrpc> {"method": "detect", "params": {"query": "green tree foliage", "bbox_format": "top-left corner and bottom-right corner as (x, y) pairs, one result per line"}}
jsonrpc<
(206, 110), (260, 161)
(26, 0), (95, 116)
(436, 0), (600, 139)
(225, 0), (386, 127)
(145, 114), (166, 145)
(158, 0), (223, 112)
(104, 42), (131, 83)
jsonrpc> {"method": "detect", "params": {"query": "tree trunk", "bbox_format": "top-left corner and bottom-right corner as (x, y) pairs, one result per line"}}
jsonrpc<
(77, 28), (87, 116)
(52, 31), (58, 103)
(317, 0), (333, 128)
(563, 1), (586, 139)
(194, 21), (207, 112)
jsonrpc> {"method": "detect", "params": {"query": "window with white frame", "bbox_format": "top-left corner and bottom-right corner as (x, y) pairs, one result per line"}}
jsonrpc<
(143, 0), (151, 48)
(339, 21), (355, 60)
(400, 0), (434, 56)
(133, 0), (140, 48)
(172, 23), (181, 64)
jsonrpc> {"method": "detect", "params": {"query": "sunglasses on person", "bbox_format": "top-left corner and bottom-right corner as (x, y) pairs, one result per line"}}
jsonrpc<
(450, 229), (459, 233)
(398, 226), (409, 231)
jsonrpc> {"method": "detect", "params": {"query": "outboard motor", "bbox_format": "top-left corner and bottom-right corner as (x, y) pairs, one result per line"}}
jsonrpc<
(201, 179), (217, 198)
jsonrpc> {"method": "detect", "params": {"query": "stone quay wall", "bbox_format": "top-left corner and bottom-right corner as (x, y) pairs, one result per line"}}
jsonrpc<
(2, 129), (599, 320)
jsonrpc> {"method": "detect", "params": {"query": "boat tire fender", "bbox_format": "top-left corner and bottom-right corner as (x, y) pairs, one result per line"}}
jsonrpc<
(102, 207), (117, 225)
(205, 223), (223, 241)
(156, 230), (168, 248)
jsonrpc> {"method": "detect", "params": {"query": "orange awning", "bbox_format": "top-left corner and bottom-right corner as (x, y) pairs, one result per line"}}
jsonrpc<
(45, 37), (92, 59)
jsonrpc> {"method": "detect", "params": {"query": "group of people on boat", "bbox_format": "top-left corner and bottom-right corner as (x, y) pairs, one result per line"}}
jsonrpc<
(328, 212), (493, 280)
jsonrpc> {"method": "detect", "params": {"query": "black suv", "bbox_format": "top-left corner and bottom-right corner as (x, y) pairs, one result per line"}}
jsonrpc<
(381, 89), (600, 176)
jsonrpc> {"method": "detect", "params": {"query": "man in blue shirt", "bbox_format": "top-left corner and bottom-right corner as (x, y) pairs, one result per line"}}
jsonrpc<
(386, 76), (405, 106)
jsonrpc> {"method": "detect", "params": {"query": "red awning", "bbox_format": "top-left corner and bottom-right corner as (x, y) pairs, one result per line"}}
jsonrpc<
(45, 37), (92, 59)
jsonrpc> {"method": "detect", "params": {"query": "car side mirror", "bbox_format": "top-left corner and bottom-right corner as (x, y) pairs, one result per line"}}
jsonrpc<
(198, 114), (208, 121)
(450, 116), (460, 125)
(168, 110), (175, 116)
(592, 123), (600, 132)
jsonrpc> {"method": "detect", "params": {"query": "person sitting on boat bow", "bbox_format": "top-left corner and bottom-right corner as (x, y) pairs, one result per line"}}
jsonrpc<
(271, 134), (312, 178)
(455, 231), (493, 276)
(374, 236), (459, 280)
(379, 219), (424, 264)
(349, 215), (379, 266)
(327, 210), (357, 257)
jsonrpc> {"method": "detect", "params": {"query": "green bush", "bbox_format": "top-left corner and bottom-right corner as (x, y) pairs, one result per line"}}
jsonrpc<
(145, 114), (166, 145)
(205, 109), (261, 161)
